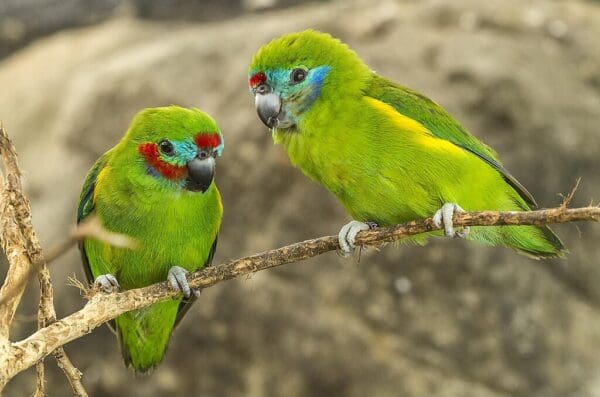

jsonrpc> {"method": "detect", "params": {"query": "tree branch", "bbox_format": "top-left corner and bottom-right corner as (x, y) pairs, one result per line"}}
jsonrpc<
(0, 126), (34, 340)
(0, 204), (598, 387)
(0, 126), (87, 396)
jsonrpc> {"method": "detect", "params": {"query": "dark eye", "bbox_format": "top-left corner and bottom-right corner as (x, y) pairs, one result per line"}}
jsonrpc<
(256, 84), (270, 95)
(198, 149), (210, 159)
(290, 68), (307, 84)
(159, 139), (174, 156)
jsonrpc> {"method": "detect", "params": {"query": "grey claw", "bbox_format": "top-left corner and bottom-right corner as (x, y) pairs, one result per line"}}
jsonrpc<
(338, 221), (373, 257)
(432, 203), (469, 238)
(168, 266), (191, 298)
(94, 274), (120, 293)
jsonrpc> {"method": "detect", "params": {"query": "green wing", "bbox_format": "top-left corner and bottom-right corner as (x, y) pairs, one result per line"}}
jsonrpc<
(366, 74), (537, 207)
(77, 152), (111, 284)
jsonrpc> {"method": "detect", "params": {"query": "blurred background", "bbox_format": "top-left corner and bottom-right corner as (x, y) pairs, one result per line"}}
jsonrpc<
(1, 0), (600, 395)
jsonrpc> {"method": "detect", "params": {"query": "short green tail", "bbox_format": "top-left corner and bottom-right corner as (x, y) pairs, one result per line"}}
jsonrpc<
(116, 300), (180, 372)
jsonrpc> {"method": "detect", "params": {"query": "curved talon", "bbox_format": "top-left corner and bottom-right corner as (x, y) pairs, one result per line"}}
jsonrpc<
(168, 266), (191, 298)
(338, 220), (373, 257)
(433, 203), (469, 238)
(94, 274), (120, 293)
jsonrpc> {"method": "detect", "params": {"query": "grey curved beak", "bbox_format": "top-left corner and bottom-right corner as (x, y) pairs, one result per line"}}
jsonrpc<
(255, 92), (282, 128)
(185, 156), (215, 193)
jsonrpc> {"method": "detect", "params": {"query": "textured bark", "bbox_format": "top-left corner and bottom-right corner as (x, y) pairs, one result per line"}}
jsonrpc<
(0, 127), (87, 396)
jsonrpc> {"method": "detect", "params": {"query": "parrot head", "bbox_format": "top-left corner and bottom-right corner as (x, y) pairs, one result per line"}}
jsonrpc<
(118, 106), (224, 193)
(248, 30), (370, 132)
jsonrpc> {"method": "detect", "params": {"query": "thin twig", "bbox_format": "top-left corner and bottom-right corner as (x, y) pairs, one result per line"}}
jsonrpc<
(33, 362), (44, 397)
(0, 204), (597, 387)
(560, 177), (581, 209)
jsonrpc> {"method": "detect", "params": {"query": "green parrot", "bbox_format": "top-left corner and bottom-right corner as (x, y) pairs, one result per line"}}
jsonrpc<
(77, 106), (224, 372)
(248, 30), (565, 258)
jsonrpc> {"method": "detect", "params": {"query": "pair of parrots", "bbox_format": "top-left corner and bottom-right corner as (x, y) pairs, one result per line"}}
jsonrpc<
(78, 30), (565, 372)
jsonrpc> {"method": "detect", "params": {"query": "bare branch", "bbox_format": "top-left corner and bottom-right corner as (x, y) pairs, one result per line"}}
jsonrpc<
(0, 126), (35, 340)
(53, 348), (87, 397)
(0, 126), (88, 396)
(33, 362), (44, 397)
(0, 204), (597, 387)
(72, 215), (138, 250)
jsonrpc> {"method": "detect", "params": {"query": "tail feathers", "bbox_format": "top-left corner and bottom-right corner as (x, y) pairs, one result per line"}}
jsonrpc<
(470, 225), (567, 259)
(116, 300), (180, 373)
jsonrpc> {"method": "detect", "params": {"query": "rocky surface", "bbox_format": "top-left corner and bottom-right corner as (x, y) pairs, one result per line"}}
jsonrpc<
(1, 0), (600, 395)
(0, 0), (328, 59)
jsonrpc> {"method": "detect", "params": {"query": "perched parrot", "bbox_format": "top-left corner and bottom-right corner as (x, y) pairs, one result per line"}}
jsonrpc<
(248, 30), (565, 258)
(77, 106), (224, 372)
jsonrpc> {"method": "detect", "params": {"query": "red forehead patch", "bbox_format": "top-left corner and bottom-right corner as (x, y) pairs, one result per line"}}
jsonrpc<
(195, 133), (221, 149)
(249, 72), (266, 88)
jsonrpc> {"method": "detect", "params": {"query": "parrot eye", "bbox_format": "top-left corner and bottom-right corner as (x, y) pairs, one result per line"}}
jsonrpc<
(290, 68), (307, 84)
(256, 84), (270, 95)
(198, 149), (211, 159)
(158, 139), (175, 156)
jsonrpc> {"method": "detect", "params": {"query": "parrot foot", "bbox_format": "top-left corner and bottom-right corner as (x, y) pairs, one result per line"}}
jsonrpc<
(338, 220), (377, 257)
(94, 274), (120, 293)
(432, 203), (470, 238)
(167, 266), (192, 299)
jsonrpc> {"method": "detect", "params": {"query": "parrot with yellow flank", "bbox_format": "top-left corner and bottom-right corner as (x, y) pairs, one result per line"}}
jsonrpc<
(249, 30), (564, 258)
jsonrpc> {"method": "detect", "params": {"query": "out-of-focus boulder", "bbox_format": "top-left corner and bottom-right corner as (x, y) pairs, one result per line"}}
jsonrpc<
(1, 0), (599, 396)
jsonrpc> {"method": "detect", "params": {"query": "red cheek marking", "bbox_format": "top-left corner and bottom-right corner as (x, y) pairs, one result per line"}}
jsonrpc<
(138, 143), (187, 180)
(249, 72), (266, 88)
(195, 133), (221, 149)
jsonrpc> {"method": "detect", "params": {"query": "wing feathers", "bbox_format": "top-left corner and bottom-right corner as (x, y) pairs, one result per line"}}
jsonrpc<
(367, 74), (537, 208)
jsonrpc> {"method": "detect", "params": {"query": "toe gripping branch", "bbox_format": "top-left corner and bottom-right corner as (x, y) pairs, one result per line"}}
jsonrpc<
(433, 203), (470, 238)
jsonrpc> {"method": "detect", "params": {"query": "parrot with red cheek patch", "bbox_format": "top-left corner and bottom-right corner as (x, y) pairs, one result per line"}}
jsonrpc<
(77, 106), (224, 372)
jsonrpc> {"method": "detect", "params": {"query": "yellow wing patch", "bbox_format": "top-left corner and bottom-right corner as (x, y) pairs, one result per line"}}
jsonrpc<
(364, 97), (465, 156)
(93, 166), (110, 203)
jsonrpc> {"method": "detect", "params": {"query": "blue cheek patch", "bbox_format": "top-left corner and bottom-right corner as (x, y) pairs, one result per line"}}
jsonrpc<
(308, 66), (331, 87)
(305, 65), (331, 103)
(160, 141), (197, 167)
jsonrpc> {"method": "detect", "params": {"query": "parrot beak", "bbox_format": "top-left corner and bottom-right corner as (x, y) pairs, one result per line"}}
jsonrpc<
(255, 90), (282, 128)
(185, 154), (215, 193)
